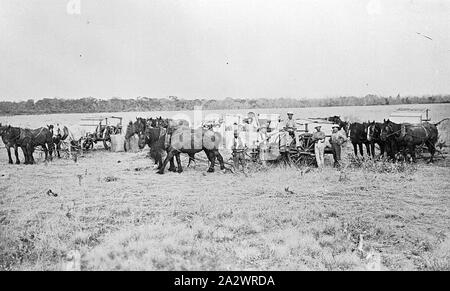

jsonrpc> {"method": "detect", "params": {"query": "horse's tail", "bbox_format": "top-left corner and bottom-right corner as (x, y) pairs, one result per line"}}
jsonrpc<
(434, 118), (450, 126)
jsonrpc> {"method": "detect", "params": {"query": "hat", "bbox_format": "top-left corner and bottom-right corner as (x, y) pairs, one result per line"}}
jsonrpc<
(332, 124), (340, 129)
(287, 112), (294, 115)
(314, 125), (322, 129)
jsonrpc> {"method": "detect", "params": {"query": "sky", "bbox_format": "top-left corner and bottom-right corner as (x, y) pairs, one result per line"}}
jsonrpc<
(0, 0), (449, 101)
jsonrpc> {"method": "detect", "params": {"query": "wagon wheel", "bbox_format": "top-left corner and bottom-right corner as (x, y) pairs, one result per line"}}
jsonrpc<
(102, 126), (112, 150)
(289, 150), (316, 167)
(290, 133), (317, 167)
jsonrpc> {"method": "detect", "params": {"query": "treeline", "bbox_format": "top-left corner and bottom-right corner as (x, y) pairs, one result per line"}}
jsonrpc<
(1, 94), (449, 115)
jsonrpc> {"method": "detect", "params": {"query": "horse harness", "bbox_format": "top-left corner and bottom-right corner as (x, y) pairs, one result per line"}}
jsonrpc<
(385, 123), (430, 140)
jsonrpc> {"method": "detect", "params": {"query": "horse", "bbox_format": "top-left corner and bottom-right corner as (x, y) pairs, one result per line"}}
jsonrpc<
(380, 119), (438, 163)
(326, 116), (350, 136)
(21, 126), (54, 163)
(156, 127), (225, 174)
(348, 122), (371, 158)
(1, 125), (47, 164)
(128, 119), (196, 169)
(366, 121), (386, 158)
(0, 123), (23, 164)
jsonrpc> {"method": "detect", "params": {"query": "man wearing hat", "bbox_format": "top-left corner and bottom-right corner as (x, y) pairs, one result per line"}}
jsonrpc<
(330, 124), (347, 168)
(232, 130), (247, 171)
(284, 112), (296, 138)
(312, 125), (326, 169)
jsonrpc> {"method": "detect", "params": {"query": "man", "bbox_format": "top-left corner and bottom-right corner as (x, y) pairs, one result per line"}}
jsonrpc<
(284, 112), (296, 138)
(257, 126), (268, 144)
(312, 125), (326, 169)
(330, 124), (347, 168)
(232, 130), (246, 171)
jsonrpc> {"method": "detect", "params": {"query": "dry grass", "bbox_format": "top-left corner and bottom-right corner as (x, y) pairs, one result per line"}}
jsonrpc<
(0, 148), (449, 271)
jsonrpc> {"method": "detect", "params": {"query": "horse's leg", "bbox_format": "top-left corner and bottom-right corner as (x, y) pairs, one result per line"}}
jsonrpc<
(6, 146), (13, 164)
(427, 141), (435, 163)
(175, 152), (183, 173)
(187, 153), (195, 167)
(27, 144), (35, 164)
(21, 146), (28, 164)
(56, 142), (61, 158)
(207, 150), (216, 173)
(359, 143), (364, 157)
(352, 143), (357, 157)
(167, 148), (176, 171)
(42, 144), (48, 161)
(379, 142), (385, 157)
(47, 141), (54, 161)
(14, 145), (20, 164)
(390, 141), (397, 161)
(365, 143), (372, 159)
(215, 151), (225, 170)
(370, 143), (375, 159)
(168, 156), (176, 172)
(409, 144), (416, 163)
(157, 150), (174, 174)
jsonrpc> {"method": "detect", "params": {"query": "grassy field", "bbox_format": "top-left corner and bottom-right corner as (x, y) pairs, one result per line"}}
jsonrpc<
(0, 146), (449, 271)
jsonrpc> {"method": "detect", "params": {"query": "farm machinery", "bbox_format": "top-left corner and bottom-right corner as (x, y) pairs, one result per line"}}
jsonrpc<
(209, 113), (336, 168)
(80, 116), (123, 150)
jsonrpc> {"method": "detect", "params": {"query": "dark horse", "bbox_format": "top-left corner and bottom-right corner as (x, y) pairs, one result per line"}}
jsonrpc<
(348, 122), (371, 158)
(380, 119), (438, 163)
(1, 125), (54, 164)
(0, 123), (23, 164)
(156, 127), (225, 174)
(366, 121), (385, 158)
(4, 125), (54, 164)
(326, 116), (350, 136)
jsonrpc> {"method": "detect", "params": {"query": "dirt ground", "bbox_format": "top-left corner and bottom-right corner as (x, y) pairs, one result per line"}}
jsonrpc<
(0, 146), (449, 271)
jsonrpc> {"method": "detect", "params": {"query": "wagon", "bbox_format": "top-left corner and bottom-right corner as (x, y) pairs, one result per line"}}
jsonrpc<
(227, 114), (335, 167)
(273, 119), (335, 167)
(80, 116), (123, 150)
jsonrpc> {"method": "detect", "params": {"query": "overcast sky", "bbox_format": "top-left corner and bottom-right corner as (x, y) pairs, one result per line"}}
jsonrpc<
(0, 0), (449, 101)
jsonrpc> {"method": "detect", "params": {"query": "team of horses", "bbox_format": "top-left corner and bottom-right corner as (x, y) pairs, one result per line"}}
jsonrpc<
(0, 123), (54, 164)
(345, 119), (442, 163)
(0, 115), (444, 169)
(0, 123), (80, 164)
(125, 117), (225, 174)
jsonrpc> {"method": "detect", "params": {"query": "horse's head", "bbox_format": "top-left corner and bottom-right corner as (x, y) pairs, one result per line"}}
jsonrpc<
(148, 117), (158, 128)
(135, 118), (147, 133)
(328, 116), (342, 124)
(367, 121), (378, 142)
(380, 119), (394, 141)
(138, 132), (147, 149)
(125, 121), (137, 139)
(348, 122), (357, 139)
(340, 121), (350, 137)
(159, 118), (170, 129)
(3, 125), (18, 141)
(47, 124), (54, 135)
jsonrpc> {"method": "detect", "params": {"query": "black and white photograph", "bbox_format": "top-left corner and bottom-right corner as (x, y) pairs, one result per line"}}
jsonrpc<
(0, 0), (449, 275)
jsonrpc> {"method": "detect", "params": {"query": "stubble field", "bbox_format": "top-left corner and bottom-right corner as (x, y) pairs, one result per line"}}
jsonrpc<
(0, 144), (449, 271)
